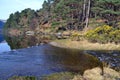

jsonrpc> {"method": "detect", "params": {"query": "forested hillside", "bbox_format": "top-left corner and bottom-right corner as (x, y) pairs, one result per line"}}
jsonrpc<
(4, 0), (120, 43)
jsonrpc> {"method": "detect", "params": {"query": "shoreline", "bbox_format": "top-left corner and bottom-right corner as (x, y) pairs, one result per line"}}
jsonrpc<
(49, 39), (120, 71)
(49, 39), (120, 50)
(9, 67), (120, 80)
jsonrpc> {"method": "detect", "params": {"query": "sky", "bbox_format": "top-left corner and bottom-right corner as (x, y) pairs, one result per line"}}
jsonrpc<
(0, 0), (44, 20)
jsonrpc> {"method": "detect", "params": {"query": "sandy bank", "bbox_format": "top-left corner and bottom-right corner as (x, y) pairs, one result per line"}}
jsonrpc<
(49, 39), (120, 50)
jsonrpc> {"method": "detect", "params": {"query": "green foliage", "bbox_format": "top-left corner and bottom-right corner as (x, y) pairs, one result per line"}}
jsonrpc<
(4, 0), (120, 33)
(109, 30), (120, 43)
(41, 72), (74, 80)
(4, 8), (36, 30)
(8, 76), (36, 80)
(51, 22), (61, 27)
(71, 32), (83, 41)
(91, 0), (120, 27)
(85, 25), (120, 44)
(53, 0), (82, 20)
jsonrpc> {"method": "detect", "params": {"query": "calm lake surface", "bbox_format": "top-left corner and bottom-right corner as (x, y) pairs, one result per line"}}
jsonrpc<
(0, 34), (120, 79)
(0, 34), (4, 43)
(0, 44), (101, 79)
(0, 42), (11, 53)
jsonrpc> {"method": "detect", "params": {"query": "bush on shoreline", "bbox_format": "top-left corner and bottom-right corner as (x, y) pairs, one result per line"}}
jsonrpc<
(8, 76), (36, 80)
(85, 25), (120, 44)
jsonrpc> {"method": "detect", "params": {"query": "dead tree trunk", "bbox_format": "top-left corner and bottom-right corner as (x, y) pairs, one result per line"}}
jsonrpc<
(85, 0), (91, 29)
(82, 0), (86, 22)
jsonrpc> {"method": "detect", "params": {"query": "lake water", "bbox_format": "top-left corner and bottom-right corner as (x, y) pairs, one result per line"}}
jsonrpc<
(0, 34), (120, 79)
(0, 34), (4, 43)
(0, 33), (11, 53)
(0, 44), (101, 79)
(0, 42), (11, 53)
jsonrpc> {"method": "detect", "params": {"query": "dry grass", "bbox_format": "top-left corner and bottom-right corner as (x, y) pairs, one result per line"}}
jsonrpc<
(41, 72), (74, 80)
(72, 67), (120, 80)
(8, 68), (120, 80)
(50, 39), (120, 50)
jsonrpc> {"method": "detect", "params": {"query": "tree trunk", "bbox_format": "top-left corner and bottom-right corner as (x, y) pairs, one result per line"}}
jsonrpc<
(82, 0), (86, 22)
(85, 0), (91, 29)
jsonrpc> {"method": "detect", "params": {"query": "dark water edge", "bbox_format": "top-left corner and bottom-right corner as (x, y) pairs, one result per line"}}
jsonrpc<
(50, 43), (120, 71)
(86, 50), (120, 71)
(0, 44), (102, 80)
(0, 34), (4, 43)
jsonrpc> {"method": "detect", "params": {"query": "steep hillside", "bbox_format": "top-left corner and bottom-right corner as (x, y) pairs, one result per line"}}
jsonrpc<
(3, 0), (120, 43)
(4, 0), (120, 32)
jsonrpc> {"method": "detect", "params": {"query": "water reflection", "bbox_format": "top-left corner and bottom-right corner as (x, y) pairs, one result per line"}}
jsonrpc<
(43, 46), (102, 74)
(0, 42), (11, 53)
(0, 44), (101, 79)
(4, 34), (53, 49)
(4, 34), (120, 71)
(0, 34), (4, 43)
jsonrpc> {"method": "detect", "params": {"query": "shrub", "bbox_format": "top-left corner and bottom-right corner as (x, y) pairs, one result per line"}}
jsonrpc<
(109, 30), (120, 44)
(85, 25), (120, 44)
(8, 76), (36, 80)
(71, 32), (83, 41)
(51, 22), (61, 27)
(85, 30), (99, 43)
